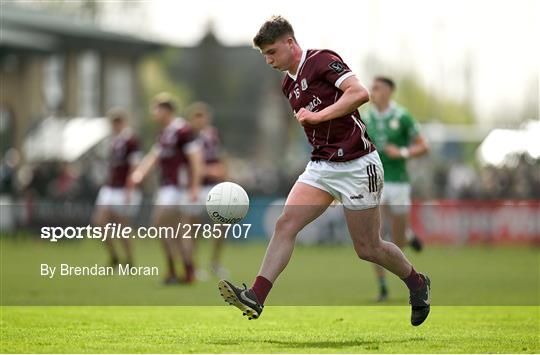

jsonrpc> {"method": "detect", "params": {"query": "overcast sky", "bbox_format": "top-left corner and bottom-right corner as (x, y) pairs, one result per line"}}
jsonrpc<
(103, 0), (539, 123)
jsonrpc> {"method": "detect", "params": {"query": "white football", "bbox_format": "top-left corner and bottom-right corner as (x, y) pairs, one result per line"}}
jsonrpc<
(206, 182), (250, 223)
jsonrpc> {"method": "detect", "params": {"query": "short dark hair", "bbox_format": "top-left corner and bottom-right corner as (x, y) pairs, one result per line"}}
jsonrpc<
(374, 76), (396, 91)
(152, 92), (176, 112)
(253, 15), (296, 48)
(107, 107), (128, 122)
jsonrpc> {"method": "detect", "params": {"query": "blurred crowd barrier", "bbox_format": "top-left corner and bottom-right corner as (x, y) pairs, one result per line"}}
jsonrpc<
(2, 197), (539, 246)
(412, 200), (540, 245)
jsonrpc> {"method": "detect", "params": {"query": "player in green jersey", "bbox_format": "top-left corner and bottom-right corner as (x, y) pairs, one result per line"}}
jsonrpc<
(364, 76), (429, 301)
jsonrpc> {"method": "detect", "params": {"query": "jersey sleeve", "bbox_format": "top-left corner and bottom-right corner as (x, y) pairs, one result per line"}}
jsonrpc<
(401, 111), (421, 141)
(212, 128), (223, 156)
(315, 51), (356, 89)
(126, 136), (142, 166)
(176, 127), (201, 155)
(208, 128), (224, 163)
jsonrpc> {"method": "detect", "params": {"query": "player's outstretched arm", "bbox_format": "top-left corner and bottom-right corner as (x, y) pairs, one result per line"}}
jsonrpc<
(186, 147), (205, 202)
(407, 134), (429, 158)
(384, 134), (429, 159)
(127, 149), (158, 187)
(317, 76), (369, 122)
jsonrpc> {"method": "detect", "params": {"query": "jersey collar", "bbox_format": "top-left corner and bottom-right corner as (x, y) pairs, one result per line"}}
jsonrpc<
(372, 101), (396, 119)
(116, 126), (132, 139)
(287, 50), (307, 81)
(164, 117), (186, 133)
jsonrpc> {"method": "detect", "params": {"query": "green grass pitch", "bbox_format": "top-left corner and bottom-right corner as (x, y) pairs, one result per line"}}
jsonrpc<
(1, 237), (539, 353)
(1, 306), (538, 353)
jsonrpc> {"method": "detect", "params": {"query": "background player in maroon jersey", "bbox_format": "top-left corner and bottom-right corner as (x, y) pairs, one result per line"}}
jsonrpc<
(92, 108), (141, 267)
(128, 93), (204, 284)
(183, 101), (230, 279)
(218, 16), (431, 326)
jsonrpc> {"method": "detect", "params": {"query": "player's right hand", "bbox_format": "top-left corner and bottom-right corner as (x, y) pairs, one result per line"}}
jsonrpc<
(295, 108), (322, 126)
(124, 187), (132, 204)
(127, 171), (143, 188)
(383, 144), (404, 159)
(189, 186), (200, 203)
(125, 177), (137, 203)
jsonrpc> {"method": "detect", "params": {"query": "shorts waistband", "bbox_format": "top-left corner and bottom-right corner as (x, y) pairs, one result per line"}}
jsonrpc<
(311, 149), (378, 163)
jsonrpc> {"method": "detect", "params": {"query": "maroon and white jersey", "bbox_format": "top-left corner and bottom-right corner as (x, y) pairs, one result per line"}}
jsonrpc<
(107, 128), (140, 188)
(153, 118), (200, 186)
(282, 49), (375, 162)
(200, 126), (223, 185)
(200, 126), (221, 164)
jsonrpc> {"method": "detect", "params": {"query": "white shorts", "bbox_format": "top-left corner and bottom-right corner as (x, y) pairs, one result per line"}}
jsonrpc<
(179, 185), (213, 217)
(297, 151), (384, 210)
(155, 185), (182, 207)
(95, 186), (142, 216)
(381, 182), (411, 214)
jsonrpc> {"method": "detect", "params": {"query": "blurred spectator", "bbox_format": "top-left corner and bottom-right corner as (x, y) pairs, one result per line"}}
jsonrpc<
(0, 148), (20, 232)
(0, 148), (20, 196)
(445, 163), (477, 199)
(452, 154), (539, 200)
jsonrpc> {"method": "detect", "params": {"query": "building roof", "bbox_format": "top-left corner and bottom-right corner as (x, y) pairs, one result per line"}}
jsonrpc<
(0, 6), (164, 52)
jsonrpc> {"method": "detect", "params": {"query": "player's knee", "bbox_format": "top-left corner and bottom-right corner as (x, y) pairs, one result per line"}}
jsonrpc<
(355, 247), (376, 262)
(354, 241), (382, 263)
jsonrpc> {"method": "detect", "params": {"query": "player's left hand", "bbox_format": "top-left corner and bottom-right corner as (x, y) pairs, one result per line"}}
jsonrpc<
(189, 187), (200, 203)
(295, 108), (321, 125)
(384, 144), (404, 159)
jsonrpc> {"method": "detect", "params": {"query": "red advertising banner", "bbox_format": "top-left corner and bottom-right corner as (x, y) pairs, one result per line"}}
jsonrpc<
(411, 200), (540, 245)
